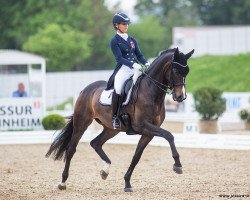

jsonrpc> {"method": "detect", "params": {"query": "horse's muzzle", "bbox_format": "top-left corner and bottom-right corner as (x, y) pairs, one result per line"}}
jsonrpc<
(172, 92), (186, 102)
(172, 84), (187, 102)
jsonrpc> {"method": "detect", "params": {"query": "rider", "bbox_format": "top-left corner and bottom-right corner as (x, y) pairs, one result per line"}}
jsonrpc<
(106, 12), (150, 130)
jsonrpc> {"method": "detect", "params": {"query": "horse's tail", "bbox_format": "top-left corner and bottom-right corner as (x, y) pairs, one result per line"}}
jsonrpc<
(45, 116), (73, 161)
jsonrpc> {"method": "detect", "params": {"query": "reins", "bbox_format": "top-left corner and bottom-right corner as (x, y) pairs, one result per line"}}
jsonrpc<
(142, 71), (173, 94)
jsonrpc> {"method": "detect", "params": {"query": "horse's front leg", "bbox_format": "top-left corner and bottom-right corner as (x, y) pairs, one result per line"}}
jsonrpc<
(124, 135), (153, 192)
(143, 122), (182, 174)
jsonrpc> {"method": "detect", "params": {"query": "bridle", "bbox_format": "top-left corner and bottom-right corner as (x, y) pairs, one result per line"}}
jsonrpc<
(170, 61), (189, 101)
(142, 60), (189, 100)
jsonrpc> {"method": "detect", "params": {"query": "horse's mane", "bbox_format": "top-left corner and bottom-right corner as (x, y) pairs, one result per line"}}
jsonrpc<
(158, 48), (177, 57)
(147, 48), (176, 72)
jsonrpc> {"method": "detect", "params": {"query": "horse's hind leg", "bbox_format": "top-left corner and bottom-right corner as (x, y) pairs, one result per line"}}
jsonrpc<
(90, 127), (119, 180)
(59, 115), (93, 190)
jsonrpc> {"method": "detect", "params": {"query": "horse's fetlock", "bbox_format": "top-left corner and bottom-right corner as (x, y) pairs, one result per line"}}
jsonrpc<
(62, 173), (69, 182)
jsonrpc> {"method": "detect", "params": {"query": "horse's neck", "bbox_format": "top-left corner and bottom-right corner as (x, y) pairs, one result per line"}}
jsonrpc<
(148, 53), (170, 80)
(149, 66), (166, 83)
(143, 61), (169, 102)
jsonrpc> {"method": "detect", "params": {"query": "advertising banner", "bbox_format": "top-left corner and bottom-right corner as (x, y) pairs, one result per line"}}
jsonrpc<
(164, 92), (250, 122)
(0, 98), (44, 131)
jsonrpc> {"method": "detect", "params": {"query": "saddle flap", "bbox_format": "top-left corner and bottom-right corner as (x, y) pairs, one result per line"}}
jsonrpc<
(121, 77), (133, 102)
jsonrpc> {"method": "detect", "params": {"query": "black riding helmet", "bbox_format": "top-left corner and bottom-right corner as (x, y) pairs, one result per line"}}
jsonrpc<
(112, 13), (131, 25)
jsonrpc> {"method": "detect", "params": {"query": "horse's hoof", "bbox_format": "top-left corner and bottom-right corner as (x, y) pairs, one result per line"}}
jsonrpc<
(173, 164), (183, 174)
(100, 170), (109, 180)
(58, 182), (66, 190)
(124, 187), (133, 192)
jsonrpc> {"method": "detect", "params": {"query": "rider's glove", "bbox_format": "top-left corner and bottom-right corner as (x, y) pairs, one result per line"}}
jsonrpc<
(132, 63), (142, 70)
(145, 62), (150, 68)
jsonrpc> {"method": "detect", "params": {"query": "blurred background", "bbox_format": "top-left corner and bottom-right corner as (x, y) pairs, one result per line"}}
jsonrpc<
(0, 0), (250, 132)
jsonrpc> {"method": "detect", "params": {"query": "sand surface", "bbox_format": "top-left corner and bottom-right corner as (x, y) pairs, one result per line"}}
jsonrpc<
(0, 142), (249, 200)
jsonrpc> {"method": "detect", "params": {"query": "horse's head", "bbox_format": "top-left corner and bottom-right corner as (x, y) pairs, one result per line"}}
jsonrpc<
(168, 48), (194, 102)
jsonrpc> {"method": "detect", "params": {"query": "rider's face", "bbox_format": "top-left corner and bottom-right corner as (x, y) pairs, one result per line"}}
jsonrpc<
(117, 23), (128, 33)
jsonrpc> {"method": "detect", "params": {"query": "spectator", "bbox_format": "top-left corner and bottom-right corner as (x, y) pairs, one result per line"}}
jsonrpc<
(12, 83), (28, 97)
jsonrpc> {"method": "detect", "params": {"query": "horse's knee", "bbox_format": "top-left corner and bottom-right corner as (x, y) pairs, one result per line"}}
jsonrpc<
(169, 134), (174, 142)
(163, 132), (174, 142)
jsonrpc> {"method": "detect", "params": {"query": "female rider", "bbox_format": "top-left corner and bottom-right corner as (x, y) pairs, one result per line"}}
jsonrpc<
(106, 12), (150, 129)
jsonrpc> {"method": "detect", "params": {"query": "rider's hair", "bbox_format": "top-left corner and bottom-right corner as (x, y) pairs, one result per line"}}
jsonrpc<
(113, 24), (118, 30)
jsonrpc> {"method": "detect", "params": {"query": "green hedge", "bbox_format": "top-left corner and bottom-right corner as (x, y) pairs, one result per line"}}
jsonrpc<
(42, 114), (66, 130)
(239, 109), (250, 122)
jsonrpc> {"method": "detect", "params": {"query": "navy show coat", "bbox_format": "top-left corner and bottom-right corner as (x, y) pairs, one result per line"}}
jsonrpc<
(106, 34), (147, 90)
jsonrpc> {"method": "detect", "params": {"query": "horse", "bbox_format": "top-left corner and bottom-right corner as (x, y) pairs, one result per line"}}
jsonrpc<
(46, 47), (194, 192)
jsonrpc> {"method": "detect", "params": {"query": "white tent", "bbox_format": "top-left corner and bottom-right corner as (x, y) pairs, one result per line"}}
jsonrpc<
(0, 49), (46, 114)
(0, 49), (46, 65)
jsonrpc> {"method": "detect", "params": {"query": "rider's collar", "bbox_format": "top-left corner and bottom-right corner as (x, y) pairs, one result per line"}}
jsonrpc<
(117, 31), (128, 41)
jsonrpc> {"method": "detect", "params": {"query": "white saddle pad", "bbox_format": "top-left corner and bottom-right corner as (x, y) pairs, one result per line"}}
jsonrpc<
(99, 86), (134, 106)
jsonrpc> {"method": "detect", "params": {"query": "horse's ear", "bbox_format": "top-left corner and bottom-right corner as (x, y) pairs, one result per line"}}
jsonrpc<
(173, 47), (180, 60)
(185, 49), (195, 60)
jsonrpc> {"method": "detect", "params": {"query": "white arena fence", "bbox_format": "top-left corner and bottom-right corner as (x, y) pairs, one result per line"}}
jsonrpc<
(0, 130), (250, 150)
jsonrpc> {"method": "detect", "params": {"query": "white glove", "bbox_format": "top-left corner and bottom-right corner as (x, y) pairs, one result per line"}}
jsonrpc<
(145, 62), (150, 68)
(132, 63), (142, 70)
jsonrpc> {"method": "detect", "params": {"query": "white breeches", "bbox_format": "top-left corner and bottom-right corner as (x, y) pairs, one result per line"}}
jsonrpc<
(114, 65), (142, 94)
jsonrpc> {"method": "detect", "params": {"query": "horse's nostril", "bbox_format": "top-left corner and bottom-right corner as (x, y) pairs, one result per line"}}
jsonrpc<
(177, 95), (184, 102)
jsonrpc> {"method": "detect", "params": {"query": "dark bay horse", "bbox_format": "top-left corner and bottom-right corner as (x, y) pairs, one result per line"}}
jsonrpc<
(46, 47), (194, 192)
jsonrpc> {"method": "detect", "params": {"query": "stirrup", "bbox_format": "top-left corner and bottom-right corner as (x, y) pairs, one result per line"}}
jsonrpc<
(112, 117), (121, 129)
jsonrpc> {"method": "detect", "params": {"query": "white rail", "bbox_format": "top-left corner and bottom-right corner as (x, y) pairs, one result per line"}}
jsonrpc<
(0, 130), (249, 150)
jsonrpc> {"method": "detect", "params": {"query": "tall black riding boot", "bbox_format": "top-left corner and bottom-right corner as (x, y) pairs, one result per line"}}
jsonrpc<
(112, 91), (122, 129)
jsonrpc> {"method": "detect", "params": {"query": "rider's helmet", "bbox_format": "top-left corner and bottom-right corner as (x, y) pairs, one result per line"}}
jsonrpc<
(112, 13), (131, 25)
